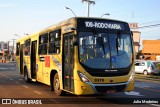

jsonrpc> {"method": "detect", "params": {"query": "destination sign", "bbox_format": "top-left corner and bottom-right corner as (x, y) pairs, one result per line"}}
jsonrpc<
(77, 19), (127, 31)
(85, 21), (122, 30)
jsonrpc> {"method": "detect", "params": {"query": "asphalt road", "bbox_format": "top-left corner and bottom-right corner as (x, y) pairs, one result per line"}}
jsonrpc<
(0, 62), (160, 107)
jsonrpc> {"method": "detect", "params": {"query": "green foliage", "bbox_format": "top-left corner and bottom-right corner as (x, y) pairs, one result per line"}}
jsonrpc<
(156, 63), (160, 70)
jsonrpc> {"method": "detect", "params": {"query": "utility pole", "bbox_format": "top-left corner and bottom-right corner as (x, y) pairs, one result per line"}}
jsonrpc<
(7, 41), (10, 56)
(7, 41), (10, 53)
(12, 39), (16, 54)
(15, 34), (21, 38)
(82, 0), (95, 17)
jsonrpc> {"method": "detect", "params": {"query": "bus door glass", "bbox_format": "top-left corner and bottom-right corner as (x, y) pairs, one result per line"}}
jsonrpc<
(20, 44), (24, 75)
(63, 33), (74, 92)
(31, 41), (37, 79)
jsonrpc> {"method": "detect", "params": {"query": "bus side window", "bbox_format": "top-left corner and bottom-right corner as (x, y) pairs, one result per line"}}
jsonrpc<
(38, 33), (48, 55)
(16, 42), (20, 56)
(24, 39), (31, 56)
(48, 29), (61, 54)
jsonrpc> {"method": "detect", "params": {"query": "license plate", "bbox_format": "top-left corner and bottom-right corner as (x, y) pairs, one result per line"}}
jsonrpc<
(107, 89), (116, 93)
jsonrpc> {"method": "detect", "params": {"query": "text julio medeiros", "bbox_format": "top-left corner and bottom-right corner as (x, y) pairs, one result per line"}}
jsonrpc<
(133, 99), (159, 104)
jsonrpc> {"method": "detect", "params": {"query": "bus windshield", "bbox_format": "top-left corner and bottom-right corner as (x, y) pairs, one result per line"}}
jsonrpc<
(78, 31), (133, 69)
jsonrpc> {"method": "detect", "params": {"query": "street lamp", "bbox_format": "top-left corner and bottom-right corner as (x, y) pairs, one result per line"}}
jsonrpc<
(14, 34), (21, 38)
(11, 39), (16, 54)
(7, 41), (10, 55)
(24, 33), (29, 35)
(64, 6), (77, 17)
(101, 13), (110, 18)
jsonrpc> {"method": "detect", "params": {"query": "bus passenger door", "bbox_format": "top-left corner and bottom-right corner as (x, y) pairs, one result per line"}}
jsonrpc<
(63, 33), (74, 92)
(20, 44), (24, 75)
(31, 41), (37, 79)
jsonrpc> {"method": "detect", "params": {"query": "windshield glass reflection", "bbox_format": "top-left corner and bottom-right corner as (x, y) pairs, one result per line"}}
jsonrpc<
(78, 32), (133, 69)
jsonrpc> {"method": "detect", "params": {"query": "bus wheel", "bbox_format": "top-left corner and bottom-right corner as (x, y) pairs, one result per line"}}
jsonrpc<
(53, 73), (64, 96)
(24, 68), (31, 83)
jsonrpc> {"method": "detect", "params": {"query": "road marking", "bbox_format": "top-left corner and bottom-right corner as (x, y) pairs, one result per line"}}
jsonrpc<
(23, 85), (29, 88)
(137, 86), (160, 93)
(16, 82), (20, 84)
(150, 104), (160, 107)
(0, 67), (15, 70)
(124, 91), (144, 96)
(10, 68), (15, 69)
(0, 68), (5, 69)
(8, 74), (19, 76)
(34, 91), (42, 95)
(135, 84), (151, 88)
(10, 79), (13, 81)
(19, 79), (23, 81)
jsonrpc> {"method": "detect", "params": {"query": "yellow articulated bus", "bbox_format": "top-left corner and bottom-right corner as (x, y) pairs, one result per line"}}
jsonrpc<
(16, 17), (135, 96)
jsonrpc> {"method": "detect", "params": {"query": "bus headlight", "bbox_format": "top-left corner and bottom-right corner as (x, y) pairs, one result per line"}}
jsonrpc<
(78, 72), (91, 83)
(128, 70), (135, 82)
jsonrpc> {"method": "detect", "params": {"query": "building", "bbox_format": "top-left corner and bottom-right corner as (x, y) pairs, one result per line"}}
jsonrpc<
(129, 23), (141, 58)
(0, 41), (13, 54)
(142, 40), (160, 60)
(0, 41), (8, 52)
(132, 31), (141, 53)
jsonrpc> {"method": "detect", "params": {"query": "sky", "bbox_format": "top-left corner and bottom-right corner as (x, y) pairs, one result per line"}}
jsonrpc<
(0, 0), (160, 48)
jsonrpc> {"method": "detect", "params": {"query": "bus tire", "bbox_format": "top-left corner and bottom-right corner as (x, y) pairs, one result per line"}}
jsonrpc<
(53, 73), (65, 96)
(24, 67), (31, 83)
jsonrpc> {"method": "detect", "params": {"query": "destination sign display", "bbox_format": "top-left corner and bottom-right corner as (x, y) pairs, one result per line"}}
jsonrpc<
(85, 21), (122, 30)
(77, 18), (128, 31)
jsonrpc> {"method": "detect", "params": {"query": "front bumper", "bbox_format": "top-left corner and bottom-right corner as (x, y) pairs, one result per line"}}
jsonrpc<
(74, 79), (134, 95)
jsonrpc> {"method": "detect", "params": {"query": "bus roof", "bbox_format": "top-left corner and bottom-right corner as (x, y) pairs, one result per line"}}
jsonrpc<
(16, 17), (129, 43)
(16, 32), (39, 43)
(44, 17), (128, 29)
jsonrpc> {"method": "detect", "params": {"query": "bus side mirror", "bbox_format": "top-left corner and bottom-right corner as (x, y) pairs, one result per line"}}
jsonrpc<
(73, 35), (78, 45)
